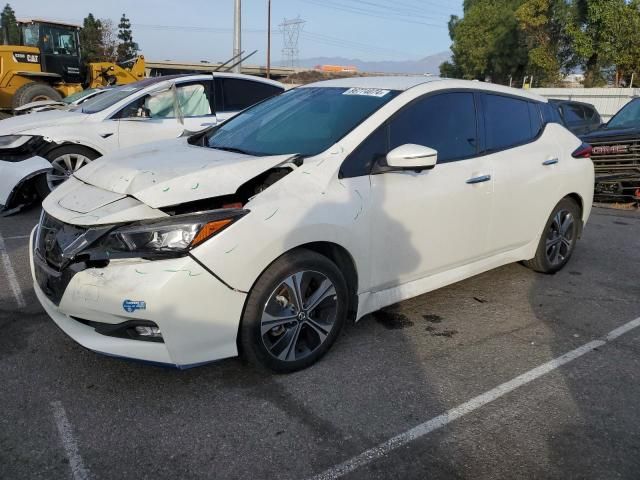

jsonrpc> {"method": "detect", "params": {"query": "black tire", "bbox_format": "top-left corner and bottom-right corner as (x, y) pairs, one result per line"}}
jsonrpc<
(524, 198), (582, 274)
(239, 249), (348, 373)
(35, 145), (101, 199)
(12, 82), (62, 109)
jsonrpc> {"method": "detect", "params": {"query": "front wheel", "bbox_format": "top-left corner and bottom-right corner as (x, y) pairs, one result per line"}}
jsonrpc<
(35, 145), (100, 199)
(239, 249), (348, 373)
(524, 198), (581, 274)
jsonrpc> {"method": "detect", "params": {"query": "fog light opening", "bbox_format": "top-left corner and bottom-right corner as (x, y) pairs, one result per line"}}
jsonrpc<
(134, 326), (162, 339)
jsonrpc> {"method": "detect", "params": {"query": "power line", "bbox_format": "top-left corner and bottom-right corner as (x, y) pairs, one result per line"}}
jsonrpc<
(340, 0), (454, 18)
(300, 0), (448, 28)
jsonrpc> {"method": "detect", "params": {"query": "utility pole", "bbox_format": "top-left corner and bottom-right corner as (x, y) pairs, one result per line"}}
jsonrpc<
(267, 0), (272, 79)
(233, 0), (242, 73)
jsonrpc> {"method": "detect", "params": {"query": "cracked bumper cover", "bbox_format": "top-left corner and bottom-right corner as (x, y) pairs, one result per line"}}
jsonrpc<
(29, 228), (248, 367)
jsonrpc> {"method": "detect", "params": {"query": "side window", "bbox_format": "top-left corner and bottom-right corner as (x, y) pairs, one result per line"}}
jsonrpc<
(175, 83), (212, 117)
(584, 106), (599, 123)
(541, 102), (563, 125)
(340, 124), (388, 178)
(219, 78), (283, 112)
(389, 92), (477, 163)
(561, 104), (585, 124)
(528, 102), (543, 137)
(484, 94), (533, 151)
(117, 82), (213, 119)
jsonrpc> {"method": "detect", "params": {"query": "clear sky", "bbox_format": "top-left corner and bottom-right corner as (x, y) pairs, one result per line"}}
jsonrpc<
(18, 0), (462, 65)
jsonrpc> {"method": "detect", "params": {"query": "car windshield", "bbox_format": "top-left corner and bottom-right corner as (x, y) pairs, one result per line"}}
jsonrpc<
(607, 99), (640, 129)
(78, 84), (144, 114)
(205, 86), (400, 157)
(63, 88), (104, 105)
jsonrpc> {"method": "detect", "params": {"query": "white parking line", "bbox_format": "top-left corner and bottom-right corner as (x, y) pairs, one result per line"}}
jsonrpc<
(50, 401), (91, 480)
(308, 316), (640, 480)
(3, 234), (30, 240)
(0, 233), (26, 308)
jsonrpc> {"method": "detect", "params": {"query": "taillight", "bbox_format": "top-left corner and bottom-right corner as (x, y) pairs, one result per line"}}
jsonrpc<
(572, 142), (592, 158)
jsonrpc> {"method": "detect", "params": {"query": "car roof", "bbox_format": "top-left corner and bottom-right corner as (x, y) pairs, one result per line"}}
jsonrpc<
(134, 73), (283, 90)
(303, 75), (443, 91)
(548, 98), (597, 109)
(301, 76), (547, 102)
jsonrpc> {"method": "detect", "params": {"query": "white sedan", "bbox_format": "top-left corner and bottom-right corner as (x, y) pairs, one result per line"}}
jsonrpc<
(0, 73), (284, 213)
(31, 77), (594, 372)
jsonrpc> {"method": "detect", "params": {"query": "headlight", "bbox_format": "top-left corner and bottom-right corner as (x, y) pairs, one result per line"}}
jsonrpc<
(97, 209), (248, 257)
(0, 135), (33, 149)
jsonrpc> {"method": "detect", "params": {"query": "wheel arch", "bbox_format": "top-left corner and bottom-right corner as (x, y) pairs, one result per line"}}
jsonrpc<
(563, 192), (585, 236)
(238, 240), (360, 328)
(39, 141), (104, 159)
(296, 241), (359, 316)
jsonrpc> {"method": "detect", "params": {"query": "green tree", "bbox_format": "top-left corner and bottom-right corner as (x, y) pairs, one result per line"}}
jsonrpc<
(610, 0), (640, 86)
(80, 14), (104, 63)
(440, 0), (529, 84)
(1, 3), (19, 45)
(567, 0), (629, 86)
(116, 14), (138, 63)
(515, 0), (571, 86)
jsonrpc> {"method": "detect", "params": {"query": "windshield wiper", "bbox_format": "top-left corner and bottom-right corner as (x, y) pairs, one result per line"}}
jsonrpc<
(210, 146), (256, 155)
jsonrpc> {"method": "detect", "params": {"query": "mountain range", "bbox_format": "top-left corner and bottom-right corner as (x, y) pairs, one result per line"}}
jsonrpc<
(297, 51), (451, 74)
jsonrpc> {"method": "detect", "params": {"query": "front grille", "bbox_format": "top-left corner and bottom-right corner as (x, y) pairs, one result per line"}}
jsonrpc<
(37, 213), (87, 269)
(589, 138), (640, 180)
(34, 213), (89, 305)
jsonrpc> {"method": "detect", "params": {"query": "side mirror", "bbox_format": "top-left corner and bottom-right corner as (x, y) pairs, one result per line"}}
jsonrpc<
(386, 144), (438, 171)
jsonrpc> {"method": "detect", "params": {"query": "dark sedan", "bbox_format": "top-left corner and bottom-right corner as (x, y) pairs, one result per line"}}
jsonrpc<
(549, 99), (601, 136)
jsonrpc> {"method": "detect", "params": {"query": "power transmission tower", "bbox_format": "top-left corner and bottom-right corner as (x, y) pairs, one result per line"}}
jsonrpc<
(279, 16), (305, 67)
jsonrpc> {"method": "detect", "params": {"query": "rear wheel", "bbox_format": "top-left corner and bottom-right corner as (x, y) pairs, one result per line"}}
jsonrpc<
(524, 198), (581, 274)
(35, 145), (100, 199)
(12, 82), (63, 109)
(239, 249), (348, 372)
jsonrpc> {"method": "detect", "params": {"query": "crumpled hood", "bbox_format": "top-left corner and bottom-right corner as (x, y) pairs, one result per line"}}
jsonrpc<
(74, 138), (296, 208)
(0, 109), (88, 135)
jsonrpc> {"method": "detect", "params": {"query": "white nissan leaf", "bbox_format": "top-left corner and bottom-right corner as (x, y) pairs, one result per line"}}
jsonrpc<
(30, 77), (594, 372)
(0, 73), (284, 213)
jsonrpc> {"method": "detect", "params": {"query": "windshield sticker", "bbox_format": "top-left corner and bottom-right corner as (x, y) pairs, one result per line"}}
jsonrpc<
(123, 300), (147, 313)
(343, 87), (391, 98)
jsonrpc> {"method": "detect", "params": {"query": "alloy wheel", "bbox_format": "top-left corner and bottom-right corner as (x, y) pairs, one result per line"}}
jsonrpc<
(260, 270), (338, 362)
(46, 153), (93, 191)
(545, 209), (575, 266)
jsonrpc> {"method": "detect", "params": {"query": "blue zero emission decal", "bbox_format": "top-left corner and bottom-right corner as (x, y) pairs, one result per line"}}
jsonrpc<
(123, 300), (147, 313)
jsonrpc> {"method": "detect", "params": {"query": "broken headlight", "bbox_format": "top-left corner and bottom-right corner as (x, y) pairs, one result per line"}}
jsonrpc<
(94, 209), (248, 258)
(0, 135), (33, 149)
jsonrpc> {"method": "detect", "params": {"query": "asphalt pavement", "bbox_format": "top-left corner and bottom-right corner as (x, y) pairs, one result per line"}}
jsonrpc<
(1, 205), (640, 480)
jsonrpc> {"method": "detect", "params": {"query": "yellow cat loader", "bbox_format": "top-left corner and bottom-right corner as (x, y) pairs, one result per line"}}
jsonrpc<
(0, 18), (145, 117)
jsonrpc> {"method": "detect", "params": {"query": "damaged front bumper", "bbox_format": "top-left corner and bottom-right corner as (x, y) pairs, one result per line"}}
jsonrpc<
(29, 227), (248, 368)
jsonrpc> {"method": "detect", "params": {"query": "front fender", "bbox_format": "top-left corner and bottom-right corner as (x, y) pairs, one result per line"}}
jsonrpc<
(0, 156), (50, 213)
(190, 172), (372, 294)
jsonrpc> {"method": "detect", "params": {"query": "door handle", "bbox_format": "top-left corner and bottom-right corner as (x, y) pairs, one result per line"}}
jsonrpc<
(542, 158), (559, 166)
(466, 174), (491, 184)
(200, 122), (217, 127)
